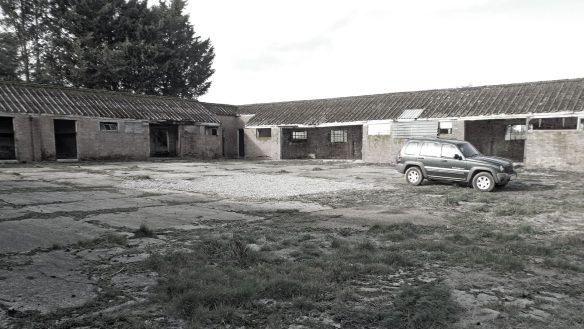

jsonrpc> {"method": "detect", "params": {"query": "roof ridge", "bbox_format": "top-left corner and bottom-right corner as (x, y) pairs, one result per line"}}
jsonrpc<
(239, 77), (584, 107)
(0, 80), (203, 104)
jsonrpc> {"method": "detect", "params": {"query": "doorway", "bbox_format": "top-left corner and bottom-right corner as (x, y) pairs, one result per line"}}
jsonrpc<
(238, 129), (245, 158)
(0, 117), (15, 160)
(150, 124), (178, 157)
(54, 119), (77, 159)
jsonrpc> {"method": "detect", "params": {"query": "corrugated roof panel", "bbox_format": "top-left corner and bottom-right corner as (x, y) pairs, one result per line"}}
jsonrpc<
(0, 82), (220, 123)
(398, 109), (425, 120)
(242, 78), (584, 126)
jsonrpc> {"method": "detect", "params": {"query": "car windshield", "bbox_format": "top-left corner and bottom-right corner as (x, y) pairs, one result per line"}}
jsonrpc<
(457, 142), (481, 157)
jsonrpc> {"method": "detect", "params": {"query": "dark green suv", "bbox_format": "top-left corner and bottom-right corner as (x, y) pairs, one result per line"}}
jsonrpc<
(396, 138), (517, 192)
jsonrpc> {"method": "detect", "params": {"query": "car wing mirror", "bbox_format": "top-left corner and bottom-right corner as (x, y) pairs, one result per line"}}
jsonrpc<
(454, 154), (462, 160)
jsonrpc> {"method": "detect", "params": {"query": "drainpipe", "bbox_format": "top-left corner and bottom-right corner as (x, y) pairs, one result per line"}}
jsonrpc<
(29, 116), (35, 162)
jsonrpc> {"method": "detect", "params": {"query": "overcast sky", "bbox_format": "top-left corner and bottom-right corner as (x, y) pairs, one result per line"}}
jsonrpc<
(187, 0), (584, 105)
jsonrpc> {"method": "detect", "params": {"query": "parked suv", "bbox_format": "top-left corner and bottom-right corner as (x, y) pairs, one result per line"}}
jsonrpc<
(396, 138), (517, 192)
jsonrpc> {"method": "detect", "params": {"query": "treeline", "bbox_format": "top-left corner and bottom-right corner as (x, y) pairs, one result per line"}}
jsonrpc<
(0, 0), (215, 98)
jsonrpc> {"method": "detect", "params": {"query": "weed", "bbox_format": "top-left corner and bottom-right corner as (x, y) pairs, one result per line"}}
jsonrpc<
(494, 232), (522, 242)
(380, 251), (416, 267)
(77, 233), (127, 249)
(133, 223), (156, 238)
(338, 227), (354, 237)
(357, 239), (376, 251)
(455, 246), (524, 272)
(517, 224), (537, 235)
(543, 258), (583, 272)
(494, 204), (537, 217)
(298, 233), (313, 242)
(330, 237), (346, 249)
(388, 282), (461, 329)
(229, 239), (259, 266)
(445, 233), (473, 245)
(369, 223), (419, 241)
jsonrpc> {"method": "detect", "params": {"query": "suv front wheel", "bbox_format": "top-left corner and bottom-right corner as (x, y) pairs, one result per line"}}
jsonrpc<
(405, 167), (423, 186)
(472, 172), (495, 192)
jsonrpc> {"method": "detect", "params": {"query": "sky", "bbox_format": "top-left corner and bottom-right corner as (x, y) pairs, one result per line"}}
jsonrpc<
(187, 0), (584, 105)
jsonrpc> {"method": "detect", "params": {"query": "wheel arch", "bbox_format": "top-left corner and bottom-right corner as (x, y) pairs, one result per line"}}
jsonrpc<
(404, 162), (428, 177)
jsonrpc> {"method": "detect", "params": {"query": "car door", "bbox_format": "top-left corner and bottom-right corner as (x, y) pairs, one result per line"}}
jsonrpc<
(418, 142), (443, 177)
(440, 143), (469, 181)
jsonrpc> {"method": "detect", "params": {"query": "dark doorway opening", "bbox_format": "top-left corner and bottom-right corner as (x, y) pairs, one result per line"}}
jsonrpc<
(465, 119), (525, 162)
(0, 117), (16, 160)
(54, 119), (77, 159)
(150, 124), (178, 157)
(238, 129), (245, 158)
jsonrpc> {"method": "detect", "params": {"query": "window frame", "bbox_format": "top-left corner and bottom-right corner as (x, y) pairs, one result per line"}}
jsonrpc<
(330, 129), (348, 143)
(206, 127), (219, 136)
(505, 124), (527, 141)
(99, 122), (119, 132)
(256, 128), (272, 138)
(291, 131), (307, 141)
(439, 121), (453, 135)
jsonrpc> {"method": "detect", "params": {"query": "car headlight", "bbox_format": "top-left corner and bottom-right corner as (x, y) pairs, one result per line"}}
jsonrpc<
(499, 165), (504, 172)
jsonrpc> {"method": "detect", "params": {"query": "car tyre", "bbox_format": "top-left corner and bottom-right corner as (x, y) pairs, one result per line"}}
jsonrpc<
(405, 167), (423, 186)
(472, 172), (495, 192)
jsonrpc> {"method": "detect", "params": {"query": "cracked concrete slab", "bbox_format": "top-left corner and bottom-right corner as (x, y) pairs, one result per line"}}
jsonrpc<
(84, 204), (262, 230)
(312, 206), (448, 227)
(0, 251), (97, 314)
(0, 217), (110, 253)
(0, 180), (65, 191)
(0, 190), (132, 206)
(23, 197), (164, 214)
(0, 208), (29, 221)
(204, 200), (332, 213)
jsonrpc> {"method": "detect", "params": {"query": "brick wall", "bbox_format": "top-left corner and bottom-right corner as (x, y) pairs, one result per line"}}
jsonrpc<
(244, 127), (281, 160)
(76, 119), (150, 160)
(524, 130), (584, 171)
(281, 126), (363, 159)
(180, 124), (222, 159)
(3, 113), (224, 162)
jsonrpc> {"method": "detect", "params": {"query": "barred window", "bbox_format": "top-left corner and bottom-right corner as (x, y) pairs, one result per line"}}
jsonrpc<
(292, 131), (307, 140)
(99, 122), (118, 131)
(505, 125), (527, 141)
(330, 130), (347, 143)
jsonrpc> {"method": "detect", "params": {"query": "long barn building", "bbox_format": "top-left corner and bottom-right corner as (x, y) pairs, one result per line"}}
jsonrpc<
(1, 79), (583, 171)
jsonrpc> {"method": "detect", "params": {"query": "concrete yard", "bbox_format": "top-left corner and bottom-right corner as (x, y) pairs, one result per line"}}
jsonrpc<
(0, 161), (583, 328)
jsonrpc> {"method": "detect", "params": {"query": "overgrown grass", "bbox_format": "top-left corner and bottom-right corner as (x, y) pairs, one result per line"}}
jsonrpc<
(77, 233), (128, 249)
(368, 223), (421, 241)
(146, 235), (436, 327)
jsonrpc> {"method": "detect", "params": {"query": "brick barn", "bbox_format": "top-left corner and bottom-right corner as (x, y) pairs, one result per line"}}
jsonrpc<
(238, 78), (584, 171)
(0, 83), (224, 162)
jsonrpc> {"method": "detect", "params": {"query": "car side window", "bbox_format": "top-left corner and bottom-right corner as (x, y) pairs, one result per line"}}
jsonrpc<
(441, 144), (459, 158)
(419, 142), (441, 157)
(403, 142), (421, 155)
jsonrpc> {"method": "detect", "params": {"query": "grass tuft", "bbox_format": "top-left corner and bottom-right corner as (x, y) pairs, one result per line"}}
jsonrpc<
(133, 223), (156, 238)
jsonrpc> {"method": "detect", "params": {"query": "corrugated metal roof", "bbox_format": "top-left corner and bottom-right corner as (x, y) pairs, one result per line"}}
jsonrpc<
(200, 102), (239, 116)
(0, 82), (220, 123)
(241, 78), (584, 126)
(398, 109), (425, 120)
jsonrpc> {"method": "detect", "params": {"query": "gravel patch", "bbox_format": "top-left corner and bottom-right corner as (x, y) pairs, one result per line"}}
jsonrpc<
(119, 172), (373, 199)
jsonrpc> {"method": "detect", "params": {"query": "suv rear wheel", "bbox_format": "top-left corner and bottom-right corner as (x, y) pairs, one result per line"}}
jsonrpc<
(405, 167), (423, 186)
(472, 172), (495, 192)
